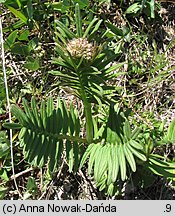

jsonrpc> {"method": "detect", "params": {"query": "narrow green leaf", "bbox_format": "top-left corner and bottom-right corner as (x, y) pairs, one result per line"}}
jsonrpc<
(88, 143), (101, 174)
(45, 98), (54, 133)
(56, 107), (62, 134)
(83, 17), (98, 38)
(131, 127), (141, 139)
(73, 0), (89, 8)
(125, 3), (141, 14)
(89, 19), (103, 37)
(98, 176), (107, 191)
(0, 186), (8, 199)
(23, 129), (34, 156)
(94, 145), (108, 182)
(49, 71), (79, 82)
(105, 71), (126, 79)
(31, 97), (39, 123)
(110, 144), (119, 183)
(73, 141), (79, 172)
(28, 133), (42, 164)
(124, 144), (136, 172)
(69, 106), (76, 135)
(105, 62), (125, 74)
(74, 110), (81, 136)
(105, 22), (123, 36)
(107, 183), (114, 196)
(129, 140), (143, 150)
(18, 127), (27, 140)
(55, 29), (67, 45)
(3, 123), (22, 130)
(61, 100), (69, 134)
(47, 97), (54, 117)
(11, 104), (27, 126)
(55, 45), (75, 68)
(55, 20), (76, 39)
(94, 144), (104, 181)
(166, 118), (175, 142)
(150, 0), (155, 18)
(123, 119), (131, 140)
(66, 140), (74, 172)
(68, 148), (74, 172)
(51, 58), (73, 70)
(37, 135), (50, 168)
(52, 110), (58, 134)
(19, 130), (29, 149)
(40, 100), (46, 129)
(3, 20), (24, 32)
(80, 143), (95, 168)
(118, 144), (126, 181)
(57, 140), (63, 166)
(149, 155), (175, 168)
(148, 163), (175, 178)
(8, 6), (28, 24)
(66, 140), (72, 161)
(49, 70), (63, 76)
(16, 0), (22, 8)
(107, 143), (114, 185)
(127, 144), (147, 161)
(75, 3), (82, 37)
(22, 98), (38, 128)
(97, 55), (116, 70)
(27, 0), (33, 20)
(48, 138), (59, 171)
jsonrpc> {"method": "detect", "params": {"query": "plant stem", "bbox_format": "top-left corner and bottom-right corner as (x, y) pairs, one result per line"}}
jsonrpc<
(77, 69), (93, 143)
(84, 99), (93, 143)
(0, 18), (23, 199)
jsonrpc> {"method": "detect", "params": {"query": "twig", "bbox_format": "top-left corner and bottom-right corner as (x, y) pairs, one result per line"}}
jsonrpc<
(10, 167), (33, 180)
(0, 18), (23, 199)
(78, 169), (95, 200)
(38, 160), (65, 200)
(79, 168), (102, 199)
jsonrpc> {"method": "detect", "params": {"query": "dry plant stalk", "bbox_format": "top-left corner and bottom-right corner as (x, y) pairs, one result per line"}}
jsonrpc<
(0, 18), (22, 199)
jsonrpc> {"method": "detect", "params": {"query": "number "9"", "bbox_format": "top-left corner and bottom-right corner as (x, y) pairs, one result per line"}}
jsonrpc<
(166, 204), (171, 212)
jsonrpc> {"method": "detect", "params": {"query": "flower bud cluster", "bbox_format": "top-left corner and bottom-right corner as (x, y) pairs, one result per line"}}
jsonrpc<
(67, 38), (95, 60)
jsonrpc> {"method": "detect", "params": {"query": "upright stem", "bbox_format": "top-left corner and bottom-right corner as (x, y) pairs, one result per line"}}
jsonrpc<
(84, 99), (93, 143)
(77, 69), (93, 143)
